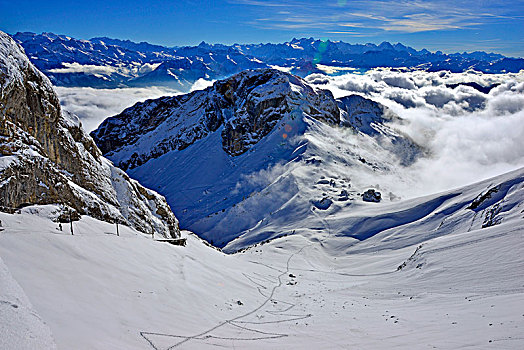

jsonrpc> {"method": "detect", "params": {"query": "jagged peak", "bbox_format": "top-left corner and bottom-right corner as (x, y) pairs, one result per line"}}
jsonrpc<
(91, 67), (340, 168)
(378, 41), (394, 49)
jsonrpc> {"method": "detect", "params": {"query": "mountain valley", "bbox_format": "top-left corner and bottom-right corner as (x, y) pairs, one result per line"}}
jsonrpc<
(1, 28), (523, 350)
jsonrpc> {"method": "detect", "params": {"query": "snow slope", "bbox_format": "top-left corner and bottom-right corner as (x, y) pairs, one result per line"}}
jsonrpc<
(0, 257), (57, 350)
(92, 69), (420, 248)
(0, 167), (523, 349)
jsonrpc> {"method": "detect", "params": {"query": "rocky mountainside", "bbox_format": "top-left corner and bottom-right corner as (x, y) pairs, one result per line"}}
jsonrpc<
(92, 68), (419, 248)
(0, 31), (179, 237)
(92, 69), (340, 168)
(12, 32), (524, 89)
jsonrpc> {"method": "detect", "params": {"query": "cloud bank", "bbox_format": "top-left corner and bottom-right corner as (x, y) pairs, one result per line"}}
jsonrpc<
(57, 68), (523, 198)
(306, 68), (524, 196)
(49, 62), (163, 77)
(55, 86), (181, 132)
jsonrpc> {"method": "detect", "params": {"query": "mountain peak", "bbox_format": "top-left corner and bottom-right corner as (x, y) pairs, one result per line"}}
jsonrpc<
(91, 67), (423, 248)
(92, 68), (340, 168)
(378, 41), (394, 50)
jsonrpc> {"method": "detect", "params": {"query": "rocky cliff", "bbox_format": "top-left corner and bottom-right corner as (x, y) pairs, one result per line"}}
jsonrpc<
(90, 68), (421, 247)
(0, 31), (179, 237)
(92, 68), (340, 169)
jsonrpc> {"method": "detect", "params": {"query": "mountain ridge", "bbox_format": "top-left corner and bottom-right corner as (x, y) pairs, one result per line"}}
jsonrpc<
(91, 68), (421, 248)
(12, 32), (524, 90)
(0, 30), (180, 238)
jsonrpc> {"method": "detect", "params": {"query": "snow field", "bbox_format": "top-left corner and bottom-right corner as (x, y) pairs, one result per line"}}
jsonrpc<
(1, 168), (523, 350)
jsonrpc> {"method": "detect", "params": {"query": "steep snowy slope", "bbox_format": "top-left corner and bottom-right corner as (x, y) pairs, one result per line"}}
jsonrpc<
(0, 167), (522, 349)
(92, 69), (419, 247)
(0, 31), (179, 237)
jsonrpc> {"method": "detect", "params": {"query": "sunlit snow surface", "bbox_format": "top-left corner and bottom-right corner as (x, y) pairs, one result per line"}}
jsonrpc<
(109, 69), (524, 249)
(1, 167), (523, 349)
(2, 68), (523, 349)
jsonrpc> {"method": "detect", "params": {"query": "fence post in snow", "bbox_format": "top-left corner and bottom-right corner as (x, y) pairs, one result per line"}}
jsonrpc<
(69, 207), (74, 235)
(116, 221), (119, 236)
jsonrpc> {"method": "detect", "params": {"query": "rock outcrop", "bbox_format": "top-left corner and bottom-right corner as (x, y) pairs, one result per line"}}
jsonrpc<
(0, 31), (179, 237)
(362, 189), (382, 203)
(91, 68), (340, 169)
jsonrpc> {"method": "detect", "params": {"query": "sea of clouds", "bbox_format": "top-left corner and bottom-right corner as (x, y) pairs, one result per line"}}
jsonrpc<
(306, 68), (524, 195)
(56, 68), (524, 197)
(55, 86), (181, 132)
(55, 78), (215, 132)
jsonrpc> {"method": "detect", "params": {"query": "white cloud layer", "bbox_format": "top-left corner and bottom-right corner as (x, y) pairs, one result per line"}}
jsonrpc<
(49, 62), (163, 78)
(48, 62), (118, 75)
(55, 76), (219, 132)
(189, 78), (216, 92)
(56, 69), (524, 198)
(55, 86), (181, 132)
(307, 68), (524, 196)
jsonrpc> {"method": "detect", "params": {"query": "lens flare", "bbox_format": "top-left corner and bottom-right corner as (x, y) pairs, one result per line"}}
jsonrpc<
(313, 39), (329, 64)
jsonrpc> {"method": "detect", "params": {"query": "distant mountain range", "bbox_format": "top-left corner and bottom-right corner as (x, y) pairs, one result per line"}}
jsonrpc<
(12, 32), (524, 90)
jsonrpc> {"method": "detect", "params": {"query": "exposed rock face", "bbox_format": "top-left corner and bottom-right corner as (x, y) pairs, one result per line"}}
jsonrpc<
(0, 31), (179, 237)
(90, 67), (429, 249)
(217, 70), (339, 156)
(91, 68), (340, 169)
(362, 189), (382, 203)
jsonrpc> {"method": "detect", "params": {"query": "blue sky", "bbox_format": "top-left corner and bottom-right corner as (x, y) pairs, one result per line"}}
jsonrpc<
(1, 0), (523, 56)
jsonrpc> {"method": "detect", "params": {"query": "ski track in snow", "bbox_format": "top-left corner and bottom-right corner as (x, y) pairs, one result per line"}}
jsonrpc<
(140, 173), (524, 348)
(140, 195), (343, 348)
(140, 243), (313, 349)
(0, 167), (523, 349)
(139, 203), (420, 349)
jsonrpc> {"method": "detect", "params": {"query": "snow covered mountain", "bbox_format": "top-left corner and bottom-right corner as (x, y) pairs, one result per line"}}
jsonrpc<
(2, 31), (523, 350)
(126, 45), (267, 90)
(0, 31), (179, 237)
(91, 68), (421, 249)
(12, 32), (524, 89)
(11, 32), (176, 88)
